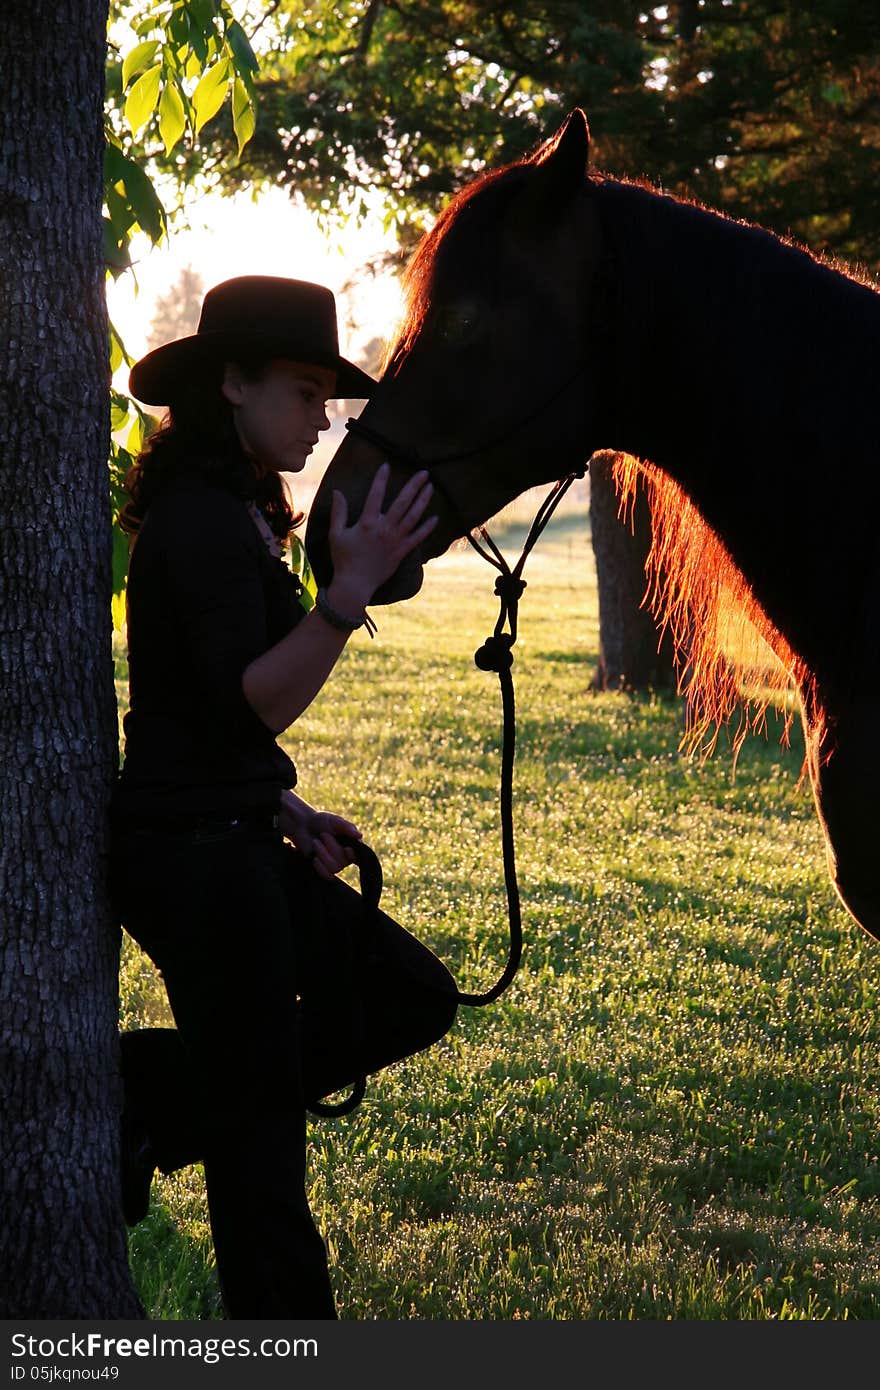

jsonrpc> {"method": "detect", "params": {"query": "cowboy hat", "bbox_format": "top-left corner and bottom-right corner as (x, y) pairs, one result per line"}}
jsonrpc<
(129, 275), (375, 404)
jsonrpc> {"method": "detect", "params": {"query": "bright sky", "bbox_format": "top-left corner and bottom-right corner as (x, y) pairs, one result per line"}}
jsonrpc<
(107, 183), (407, 501)
(107, 183), (405, 371)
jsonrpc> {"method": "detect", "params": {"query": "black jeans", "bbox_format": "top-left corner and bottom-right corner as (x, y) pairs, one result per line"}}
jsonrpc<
(111, 818), (337, 1320)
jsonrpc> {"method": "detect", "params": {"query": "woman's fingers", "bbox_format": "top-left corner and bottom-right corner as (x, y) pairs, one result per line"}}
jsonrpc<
(394, 512), (439, 559)
(323, 815), (362, 841)
(354, 464), (432, 534)
(401, 481), (435, 533)
(329, 488), (348, 539)
(311, 828), (358, 879)
(359, 461), (392, 521)
(383, 469), (432, 526)
(328, 464), (435, 594)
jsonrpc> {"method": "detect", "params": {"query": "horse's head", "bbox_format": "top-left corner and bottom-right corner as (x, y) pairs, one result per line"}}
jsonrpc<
(305, 108), (602, 604)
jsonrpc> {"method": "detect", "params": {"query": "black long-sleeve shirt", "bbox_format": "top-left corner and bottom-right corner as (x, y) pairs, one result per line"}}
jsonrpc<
(114, 472), (304, 818)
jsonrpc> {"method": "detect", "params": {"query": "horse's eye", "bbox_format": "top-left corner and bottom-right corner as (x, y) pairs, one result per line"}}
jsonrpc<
(434, 300), (480, 344)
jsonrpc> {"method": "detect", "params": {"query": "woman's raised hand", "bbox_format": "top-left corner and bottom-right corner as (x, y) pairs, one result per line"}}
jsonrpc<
(327, 462), (438, 606)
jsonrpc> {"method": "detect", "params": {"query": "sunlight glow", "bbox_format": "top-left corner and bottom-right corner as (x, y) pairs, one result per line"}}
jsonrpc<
(107, 185), (404, 386)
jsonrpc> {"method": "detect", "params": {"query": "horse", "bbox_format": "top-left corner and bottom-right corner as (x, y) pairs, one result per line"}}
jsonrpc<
(305, 108), (880, 944)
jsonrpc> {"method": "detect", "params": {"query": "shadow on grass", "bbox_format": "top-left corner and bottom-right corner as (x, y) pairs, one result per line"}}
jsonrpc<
(127, 1197), (221, 1320)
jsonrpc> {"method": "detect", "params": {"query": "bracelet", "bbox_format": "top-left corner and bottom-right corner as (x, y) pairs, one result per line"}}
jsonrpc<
(315, 586), (368, 633)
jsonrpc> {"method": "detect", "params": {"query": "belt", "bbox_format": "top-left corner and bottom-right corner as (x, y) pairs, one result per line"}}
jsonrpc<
(115, 808), (281, 835)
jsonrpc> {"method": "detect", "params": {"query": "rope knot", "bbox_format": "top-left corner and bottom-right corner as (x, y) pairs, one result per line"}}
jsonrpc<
(474, 633), (515, 673)
(494, 574), (527, 604)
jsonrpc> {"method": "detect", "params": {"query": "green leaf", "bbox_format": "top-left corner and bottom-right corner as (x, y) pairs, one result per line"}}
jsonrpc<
(109, 444), (132, 503)
(158, 79), (187, 153)
(111, 588), (128, 633)
(122, 39), (160, 89)
(225, 19), (259, 80)
(166, 5), (192, 53)
(104, 141), (127, 183)
(125, 62), (162, 135)
(106, 60), (123, 101)
(110, 486), (131, 633)
(109, 320), (135, 374)
(231, 75), (255, 155)
(110, 325), (124, 375)
(104, 179), (135, 236)
(103, 217), (132, 275)
(290, 534), (317, 606)
(105, 144), (167, 244)
(186, 0), (218, 32)
(127, 411), (145, 456)
(111, 397), (130, 433)
(112, 517), (131, 600)
(192, 58), (229, 133)
(185, 0), (219, 64)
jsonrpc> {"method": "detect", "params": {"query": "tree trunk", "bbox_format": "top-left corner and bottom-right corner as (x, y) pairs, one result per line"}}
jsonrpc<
(0, 0), (143, 1317)
(589, 452), (678, 692)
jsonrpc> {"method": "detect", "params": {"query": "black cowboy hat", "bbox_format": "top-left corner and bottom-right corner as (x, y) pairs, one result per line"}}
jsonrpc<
(129, 275), (375, 404)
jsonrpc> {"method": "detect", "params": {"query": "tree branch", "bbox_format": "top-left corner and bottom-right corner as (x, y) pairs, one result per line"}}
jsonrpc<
(247, 0), (284, 44)
(337, 0), (384, 60)
(356, 0), (383, 57)
(678, 0), (700, 43)
(493, 11), (544, 74)
(494, 71), (522, 113)
(382, 0), (533, 78)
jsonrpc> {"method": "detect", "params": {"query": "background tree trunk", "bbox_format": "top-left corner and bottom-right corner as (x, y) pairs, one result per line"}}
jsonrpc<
(589, 452), (678, 692)
(0, 0), (143, 1317)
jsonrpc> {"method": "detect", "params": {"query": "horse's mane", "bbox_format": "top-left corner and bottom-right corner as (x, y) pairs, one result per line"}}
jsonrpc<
(612, 452), (821, 763)
(593, 176), (879, 766)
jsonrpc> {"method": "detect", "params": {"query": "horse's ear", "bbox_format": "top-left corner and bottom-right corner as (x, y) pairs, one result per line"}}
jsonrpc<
(509, 109), (591, 241)
(530, 108), (591, 176)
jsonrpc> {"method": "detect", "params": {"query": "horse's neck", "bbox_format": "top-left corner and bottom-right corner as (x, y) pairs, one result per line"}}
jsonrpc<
(593, 178), (880, 666)
(597, 178), (877, 480)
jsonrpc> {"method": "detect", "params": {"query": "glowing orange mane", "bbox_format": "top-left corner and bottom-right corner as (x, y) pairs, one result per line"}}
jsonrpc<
(385, 163), (525, 368)
(612, 453), (824, 763)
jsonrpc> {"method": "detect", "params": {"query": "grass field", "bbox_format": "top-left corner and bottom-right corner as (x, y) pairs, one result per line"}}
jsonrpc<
(116, 494), (880, 1320)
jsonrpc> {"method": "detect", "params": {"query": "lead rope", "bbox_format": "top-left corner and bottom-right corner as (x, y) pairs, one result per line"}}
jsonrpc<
(455, 464), (587, 1005)
(307, 463), (587, 1116)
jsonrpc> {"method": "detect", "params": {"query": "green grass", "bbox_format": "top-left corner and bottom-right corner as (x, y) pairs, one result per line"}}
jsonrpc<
(116, 501), (880, 1320)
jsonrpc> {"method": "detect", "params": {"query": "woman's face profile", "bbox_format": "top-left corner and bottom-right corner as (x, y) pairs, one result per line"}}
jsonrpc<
(222, 357), (337, 474)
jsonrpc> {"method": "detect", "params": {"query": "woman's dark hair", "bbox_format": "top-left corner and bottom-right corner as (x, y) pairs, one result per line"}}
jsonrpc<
(118, 354), (303, 539)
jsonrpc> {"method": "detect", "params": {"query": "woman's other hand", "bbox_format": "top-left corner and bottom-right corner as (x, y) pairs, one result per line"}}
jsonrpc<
(307, 815), (362, 880)
(279, 791), (362, 879)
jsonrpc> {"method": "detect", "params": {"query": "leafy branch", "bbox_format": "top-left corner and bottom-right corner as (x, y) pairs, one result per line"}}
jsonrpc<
(105, 0), (261, 623)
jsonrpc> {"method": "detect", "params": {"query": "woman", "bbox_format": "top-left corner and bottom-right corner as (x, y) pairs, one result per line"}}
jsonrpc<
(111, 275), (436, 1319)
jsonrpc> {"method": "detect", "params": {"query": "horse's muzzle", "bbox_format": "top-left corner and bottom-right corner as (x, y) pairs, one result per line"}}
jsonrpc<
(303, 436), (428, 606)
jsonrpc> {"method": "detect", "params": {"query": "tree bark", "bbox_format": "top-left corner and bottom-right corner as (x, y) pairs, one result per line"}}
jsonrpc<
(589, 452), (677, 692)
(0, 0), (143, 1317)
